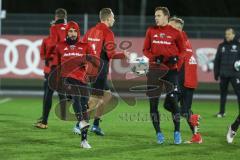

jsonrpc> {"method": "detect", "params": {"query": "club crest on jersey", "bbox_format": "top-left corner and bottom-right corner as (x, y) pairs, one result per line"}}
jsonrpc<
(231, 45), (238, 52)
(61, 27), (66, 30)
(64, 47), (68, 51)
(221, 47), (225, 52)
(153, 34), (158, 38)
(236, 78), (240, 84)
(232, 45), (237, 50)
(70, 45), (76, 50)
(159, 33), (166, 38)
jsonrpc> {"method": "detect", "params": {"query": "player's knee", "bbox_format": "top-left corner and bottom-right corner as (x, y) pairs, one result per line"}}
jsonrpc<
(172, 113), (181, 122)
(181, 112), (190, 119)
(164, 103), (173, 112)
(164, 94), (178, 112)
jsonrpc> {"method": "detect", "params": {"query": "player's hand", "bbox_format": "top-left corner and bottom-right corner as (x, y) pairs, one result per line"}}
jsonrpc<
(45, 59), (49, 66)
(214, 75), (219, 81)
(168, 56), (179, 64)
(155, 55), (164, 64)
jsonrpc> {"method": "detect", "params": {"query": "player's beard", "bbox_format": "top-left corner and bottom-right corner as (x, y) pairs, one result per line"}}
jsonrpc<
(66, 36), (78, 45)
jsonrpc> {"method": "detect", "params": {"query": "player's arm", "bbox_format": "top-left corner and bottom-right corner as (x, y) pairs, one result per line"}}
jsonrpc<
(40, 39), (46, 60)
(41, 38), (53, 67)
(183, 32), (193, 54)
(177, 32), (191, 69)
(176, 31), (187, 56)
(104, 31), (127, 59)
(213, 45), (222, 80)
(51, 44), (61, 67)
(143, 28), (154, 59)
(50, 25), (59, 44)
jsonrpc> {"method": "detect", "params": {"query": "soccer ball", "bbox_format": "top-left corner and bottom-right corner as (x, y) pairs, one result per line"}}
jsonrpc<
(131, 56), (149, 76)
(234, 60), (240, 71)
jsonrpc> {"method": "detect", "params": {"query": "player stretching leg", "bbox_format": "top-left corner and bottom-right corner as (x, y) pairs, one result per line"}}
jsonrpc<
(169, 17), (202, 144)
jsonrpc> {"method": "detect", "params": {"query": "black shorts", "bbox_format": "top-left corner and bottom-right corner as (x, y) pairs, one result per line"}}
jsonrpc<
(91, 60), (110, 96)
(146, 69), (179, 98)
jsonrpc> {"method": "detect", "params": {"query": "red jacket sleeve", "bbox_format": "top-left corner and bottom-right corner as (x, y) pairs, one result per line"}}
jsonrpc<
(40, 39), (47, 60)
(52, 45), (61, 66)
(85, 43), (100, 79)
(143, 27), (154, 59)
(175, 31), (186, 56)
(86, 43), (95, 56)
(104, 31), (126, 59)
(50, 25), (58, 44)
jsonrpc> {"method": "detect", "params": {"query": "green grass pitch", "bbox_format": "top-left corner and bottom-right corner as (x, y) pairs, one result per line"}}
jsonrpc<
(0, 97), (240, 160)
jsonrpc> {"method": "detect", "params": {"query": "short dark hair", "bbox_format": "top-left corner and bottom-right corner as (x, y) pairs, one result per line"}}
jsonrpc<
(155, 6), (170, 17)
(55, 8), (67, 19)
(225, 28), (235, 34)
(169, 16), (184, 28)
(99, 8), (113, 21)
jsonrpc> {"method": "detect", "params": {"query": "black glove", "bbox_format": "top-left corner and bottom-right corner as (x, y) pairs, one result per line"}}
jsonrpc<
(168, 56), (179, 65)
(155, 55), (164, 64)
(45, 59), (49, 66)
(214, 75), (219, 81)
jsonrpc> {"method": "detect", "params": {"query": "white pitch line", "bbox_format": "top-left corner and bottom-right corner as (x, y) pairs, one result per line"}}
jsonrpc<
(0, 98), (12, 104)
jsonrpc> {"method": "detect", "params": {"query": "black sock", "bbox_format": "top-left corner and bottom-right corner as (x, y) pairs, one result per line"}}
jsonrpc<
(150, 112), (161, 133)
(42, 101), (52, 125)
(149, 98), (161, 133)
(184, 113), (195, 134)
(231, 115), (240, 132)
(220, 94), (227, 114)
(42, 87), (54, 125)
(81, 128), (88, 141)
(93, 118), (100, 127)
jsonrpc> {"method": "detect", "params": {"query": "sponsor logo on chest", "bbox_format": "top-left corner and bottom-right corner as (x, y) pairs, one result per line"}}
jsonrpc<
(222, 45), (238, 53)
(63, 52), (84, 57)
(63, 45), (84, 57)
(230, 45), (238, 52)
(88, 37), (101, 42)
(152, 40), (171, 45)
(152, 33), (172, 45)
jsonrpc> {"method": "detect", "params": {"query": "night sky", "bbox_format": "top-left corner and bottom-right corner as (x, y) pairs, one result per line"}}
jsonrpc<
(3, 0), (240, 17)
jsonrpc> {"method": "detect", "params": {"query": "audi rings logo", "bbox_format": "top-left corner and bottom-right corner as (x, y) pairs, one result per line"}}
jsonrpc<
(0, 38), (43, 76)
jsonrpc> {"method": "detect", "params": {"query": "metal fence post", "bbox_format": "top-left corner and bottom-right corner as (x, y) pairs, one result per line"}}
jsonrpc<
(84, 13), (88, 34)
